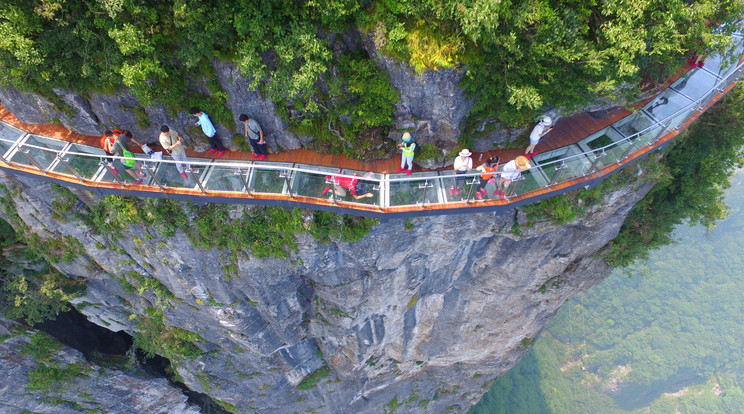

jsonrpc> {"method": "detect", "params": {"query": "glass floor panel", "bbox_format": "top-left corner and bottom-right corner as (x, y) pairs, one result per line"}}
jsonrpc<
(533, 145), (590, 183)
(389, 172), (442, 206)
(703, 37), (744, 80)
(147, 157), (201, 189)
(643, 88), (694, 125)
(443, 171), (481, 202)
(671, 68), (719, 101)
(0, 123), (25, 157)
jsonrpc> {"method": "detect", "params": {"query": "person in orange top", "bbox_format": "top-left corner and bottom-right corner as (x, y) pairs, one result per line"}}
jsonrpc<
(474, 156), (500, 200)
(100, 129), (121, 174)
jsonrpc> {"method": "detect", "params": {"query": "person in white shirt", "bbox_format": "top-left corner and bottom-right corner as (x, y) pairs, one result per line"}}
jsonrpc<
(496, 155), (530, 199)
(450, 148), (473, 196)
(525, 116), (553, 155)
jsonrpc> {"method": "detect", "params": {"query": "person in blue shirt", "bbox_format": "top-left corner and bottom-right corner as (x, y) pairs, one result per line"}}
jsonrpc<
(190, 107), (225, 158)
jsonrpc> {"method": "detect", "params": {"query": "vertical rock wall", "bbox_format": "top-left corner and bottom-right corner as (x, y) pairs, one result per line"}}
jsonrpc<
(0, 167), (652, 413)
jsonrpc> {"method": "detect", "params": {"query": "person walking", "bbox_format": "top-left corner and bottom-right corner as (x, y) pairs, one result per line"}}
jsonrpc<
(525, 116), (553, 156)
(190, 107), (225, 158)
(239, 114), (267, 160)
(159, 125), (190, 178)
(496, 155), (530, 199)
(397, 132), (415, 176)
(450, 149), (473, 195)
(111, 130), (146, 185)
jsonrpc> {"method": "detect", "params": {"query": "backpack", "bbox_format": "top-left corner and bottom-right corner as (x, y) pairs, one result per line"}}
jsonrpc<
(412, 141), (421, 155)
(116, 141), (136, 168)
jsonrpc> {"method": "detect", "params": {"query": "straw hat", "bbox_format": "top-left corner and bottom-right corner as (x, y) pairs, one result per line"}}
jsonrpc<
(402, 132), (412, 143)
(515, 156), (530, 169)
(459, 149), (472, 157)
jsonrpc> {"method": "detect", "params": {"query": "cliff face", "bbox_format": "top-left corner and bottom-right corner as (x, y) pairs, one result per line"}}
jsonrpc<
(0, 28), (514, 159)
(0, 319), (199, 413)
(0, 167), (652, 413)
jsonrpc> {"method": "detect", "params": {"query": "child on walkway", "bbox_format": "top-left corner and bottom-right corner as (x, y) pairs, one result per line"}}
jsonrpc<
(397, 132), (415, 176)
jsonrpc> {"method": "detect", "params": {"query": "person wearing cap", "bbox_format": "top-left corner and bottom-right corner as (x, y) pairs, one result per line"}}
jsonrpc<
(525, 115), (553, 155)
(397, 132), (416, 176)
(450, 148), (473, 196)
(474, 155), (499, 200)
(496, 155), (530, 199)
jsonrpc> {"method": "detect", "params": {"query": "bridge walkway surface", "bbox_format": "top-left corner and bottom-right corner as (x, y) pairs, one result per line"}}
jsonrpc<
(0, 34), (742, 219)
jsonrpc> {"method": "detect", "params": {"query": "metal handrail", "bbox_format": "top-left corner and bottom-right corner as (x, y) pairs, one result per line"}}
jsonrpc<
(1, 39), (742, 213)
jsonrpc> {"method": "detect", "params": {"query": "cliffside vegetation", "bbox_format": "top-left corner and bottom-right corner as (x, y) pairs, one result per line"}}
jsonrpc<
(0, 0), (740, 157)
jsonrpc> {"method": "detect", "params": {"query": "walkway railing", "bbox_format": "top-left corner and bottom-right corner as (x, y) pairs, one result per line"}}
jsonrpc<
(0, 34), (742, 218)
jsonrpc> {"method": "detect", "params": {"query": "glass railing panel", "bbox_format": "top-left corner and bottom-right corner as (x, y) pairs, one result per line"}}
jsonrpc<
(250, 162), (292, 194)
(340, 169), (382, 205)
(389, 172), (442, 206)
(643, 89), (693, 125)
(291, 164), (340, 199)
(509, 167), (547, 196)
(0, 123), (25, 157)
(614, 110), (663, 147)
(203, 161), (252, 193)
(144, 157), (202, 189)
(10, 135), (67, 169)
(52, 144), (105, 179)
(533, 145), (590, 183)
(96, 154), (157, 185)
(577, 127), (632, 170)
(443, 171), (481, 202)
(670, 68), (719, 101)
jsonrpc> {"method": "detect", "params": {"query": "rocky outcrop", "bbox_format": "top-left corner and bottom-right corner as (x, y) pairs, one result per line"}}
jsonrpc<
(0, 319), (199, 414)
(0, 165), (652, 413)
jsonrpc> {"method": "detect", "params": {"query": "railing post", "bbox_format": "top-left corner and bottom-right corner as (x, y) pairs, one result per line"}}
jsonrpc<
(507, 175), (523, 199)
(100, 159), (126, 187)
(326, 176), (336, 205)
(142, 162), (166, 193)
(20, 149), (47, 174)
(648, 120), (673, 147)
(234, 168), (252, 196)
(585, 150), (606, 176)
(0, 152), (12, 166)
(56, 154), (85, 183)
(549, 162), (566, 187)
(188, 166), (206, 195)
(418, 178), (433, 209)
(465, 177), (478, 205)
(618, 139), (639, 163)
(280, 169), (293, 199)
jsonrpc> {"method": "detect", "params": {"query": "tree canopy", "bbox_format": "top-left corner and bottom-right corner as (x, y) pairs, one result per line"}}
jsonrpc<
(0, 0), (741, 145)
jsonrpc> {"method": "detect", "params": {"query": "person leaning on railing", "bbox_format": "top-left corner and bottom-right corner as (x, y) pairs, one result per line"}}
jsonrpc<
(525, 116), (553, 156)
(475, 156), (500, 200)
(496, 155), (530, 199)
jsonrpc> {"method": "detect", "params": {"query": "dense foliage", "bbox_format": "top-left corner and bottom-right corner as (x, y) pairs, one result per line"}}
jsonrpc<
(605, 83), (744, 267)
(472, 176), (744, 412)
(1, 0), (741, 153)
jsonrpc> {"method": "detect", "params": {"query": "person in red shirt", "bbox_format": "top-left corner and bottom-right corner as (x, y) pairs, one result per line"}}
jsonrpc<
(321, 173), (374, 200)
(100, 129), (121, 174)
